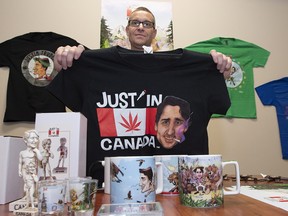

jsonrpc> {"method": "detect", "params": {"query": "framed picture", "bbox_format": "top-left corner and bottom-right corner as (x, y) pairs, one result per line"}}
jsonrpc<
(100, 0), (174, 51)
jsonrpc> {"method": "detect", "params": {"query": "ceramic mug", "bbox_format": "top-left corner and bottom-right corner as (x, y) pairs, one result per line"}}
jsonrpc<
(178, 155), (240, 208)
(110, 156), (163, 204)
(154, 155), (187, 195)
(100, 157), (111, 194)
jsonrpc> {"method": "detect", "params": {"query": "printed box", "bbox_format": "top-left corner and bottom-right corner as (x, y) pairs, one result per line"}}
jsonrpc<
(0, 136), (26, 204)
(97, 202), (163, 216)
(35, 112), (87, 180)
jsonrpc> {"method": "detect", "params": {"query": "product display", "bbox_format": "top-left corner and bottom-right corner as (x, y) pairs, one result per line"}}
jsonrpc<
(35, 112), (87, 180)
(185, 37), (270, 118)
(48, 46), (230, 179)
(0, 32), (86, 122)
(255, 77), (288, 159)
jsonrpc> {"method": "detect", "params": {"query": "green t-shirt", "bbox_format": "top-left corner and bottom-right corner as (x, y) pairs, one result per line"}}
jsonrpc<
(185, 37), (270, 118)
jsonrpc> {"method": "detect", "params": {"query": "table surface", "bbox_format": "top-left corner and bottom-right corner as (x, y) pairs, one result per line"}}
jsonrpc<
(1, 178), (288, 216)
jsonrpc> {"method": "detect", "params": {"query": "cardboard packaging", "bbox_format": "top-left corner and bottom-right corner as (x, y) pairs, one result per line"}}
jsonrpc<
(97, 202), (164, 216)
(0, 136), (26, 204)
(35, 112), (87, 180)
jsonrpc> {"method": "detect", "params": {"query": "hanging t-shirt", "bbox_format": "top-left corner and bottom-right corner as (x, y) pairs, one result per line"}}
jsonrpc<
(185, 37), (270, 118)
(47, 46), (231, 178)
(0, 32), (84, 122)
(255, 77), (288, 159)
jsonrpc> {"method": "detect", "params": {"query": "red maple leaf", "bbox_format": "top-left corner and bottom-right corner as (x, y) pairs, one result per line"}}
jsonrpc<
(119, 112), (142, 132)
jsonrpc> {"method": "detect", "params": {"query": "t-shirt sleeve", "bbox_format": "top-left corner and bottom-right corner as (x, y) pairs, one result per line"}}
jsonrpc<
(0, 39), (11, 66)
(252, 45), (270, 68)
(255, 82), (274, 105)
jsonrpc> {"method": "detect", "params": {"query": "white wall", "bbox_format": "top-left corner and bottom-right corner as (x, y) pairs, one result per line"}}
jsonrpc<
(0, 0), (287, 176)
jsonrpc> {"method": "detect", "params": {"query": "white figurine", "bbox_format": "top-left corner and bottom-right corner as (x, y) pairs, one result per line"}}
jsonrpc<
(24, 161), (39, 208)
(41, 138), (54, 179)
(18, 129), (43, 209)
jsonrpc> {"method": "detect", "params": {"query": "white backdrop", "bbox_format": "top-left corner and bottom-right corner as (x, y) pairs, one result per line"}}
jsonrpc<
(0, 0), (288, 177)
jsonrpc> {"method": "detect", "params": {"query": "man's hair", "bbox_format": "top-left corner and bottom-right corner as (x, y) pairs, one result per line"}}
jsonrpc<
(155, 96), (191, 124)
(128, 6), (156, 26)
(34, 57), (50, 69)
(139, 166), (153, 181)
(193, 166), (204, 173)
(42, 138), (51, 147)
(60, 137), (66, 143)
(24, 129), (39, 141)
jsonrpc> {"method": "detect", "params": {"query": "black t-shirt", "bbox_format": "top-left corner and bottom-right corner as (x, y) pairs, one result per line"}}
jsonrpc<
(0, 32), (84, 122)
(48, 46), (230, 179)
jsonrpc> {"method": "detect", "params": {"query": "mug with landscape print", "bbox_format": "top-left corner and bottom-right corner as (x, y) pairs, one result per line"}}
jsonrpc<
(154, 155), (187, 196)
(68, 177), (98, 215)
(178, 155), (240, 208)
(110, 156), (163, 204)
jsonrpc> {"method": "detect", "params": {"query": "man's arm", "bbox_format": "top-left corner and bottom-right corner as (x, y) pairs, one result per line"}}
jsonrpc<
(33, 148), (43, 161)
(54, 45), (232, 78)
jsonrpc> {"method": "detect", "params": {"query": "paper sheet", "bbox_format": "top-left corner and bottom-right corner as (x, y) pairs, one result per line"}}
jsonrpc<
(228, 186), (288, 211)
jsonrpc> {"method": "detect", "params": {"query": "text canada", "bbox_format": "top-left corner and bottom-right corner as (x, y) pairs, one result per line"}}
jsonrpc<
(101, 136), (156, 151)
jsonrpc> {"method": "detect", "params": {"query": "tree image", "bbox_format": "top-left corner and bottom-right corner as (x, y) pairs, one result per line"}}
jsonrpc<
(100, 17), (112, 48)
(166, 21), (173, 45)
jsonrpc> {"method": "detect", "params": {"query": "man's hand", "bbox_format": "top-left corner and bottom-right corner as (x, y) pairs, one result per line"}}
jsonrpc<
(210, 49), (232, 79)
(54, 44), (85, 72)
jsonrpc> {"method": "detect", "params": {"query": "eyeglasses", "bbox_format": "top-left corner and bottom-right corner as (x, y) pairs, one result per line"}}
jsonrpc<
(128, 20), (154, 29)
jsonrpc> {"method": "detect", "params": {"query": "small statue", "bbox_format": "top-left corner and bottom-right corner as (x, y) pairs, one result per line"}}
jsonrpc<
(56, 137), (68, 168)
(53, 137), (68, 174)
(41, 138), (54, 179)
(24, 161), (39, 208)
(18, 129), (43, 209)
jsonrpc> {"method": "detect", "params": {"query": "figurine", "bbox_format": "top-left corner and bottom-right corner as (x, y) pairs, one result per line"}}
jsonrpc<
(56, 137), (68, 168)
(24, 161), (39, 208)
(41, 138), (54, 179)
(18, 129), (43, 209)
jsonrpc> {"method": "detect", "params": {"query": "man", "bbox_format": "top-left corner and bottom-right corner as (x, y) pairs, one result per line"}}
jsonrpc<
(192, 166), (206, 195)
(33, 57), (50, 80)
(155, 96), (191, 149)
(139, 167), (155, 197)
(53, 7), (232, 76)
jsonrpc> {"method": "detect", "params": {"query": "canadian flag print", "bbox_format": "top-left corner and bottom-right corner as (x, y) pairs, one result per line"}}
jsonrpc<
(48, 127), (59, 136)
(97, 108), (157, 137)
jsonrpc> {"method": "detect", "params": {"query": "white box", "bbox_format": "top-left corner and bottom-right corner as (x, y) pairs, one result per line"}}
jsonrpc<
(35, 112), (87, 180)
(0, 136), (26, 204)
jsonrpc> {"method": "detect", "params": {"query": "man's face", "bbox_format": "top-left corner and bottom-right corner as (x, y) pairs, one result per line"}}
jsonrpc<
(195, 168), (203, 179)
(27, 132), (39, 149)
(45, 141), (51, 150)
(33, 61), (46, 79)
(155, 105), (188, 149)
(126, 10), (157, 50)
(27, 163), (36, 174)
(139, 172), (151, 192)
